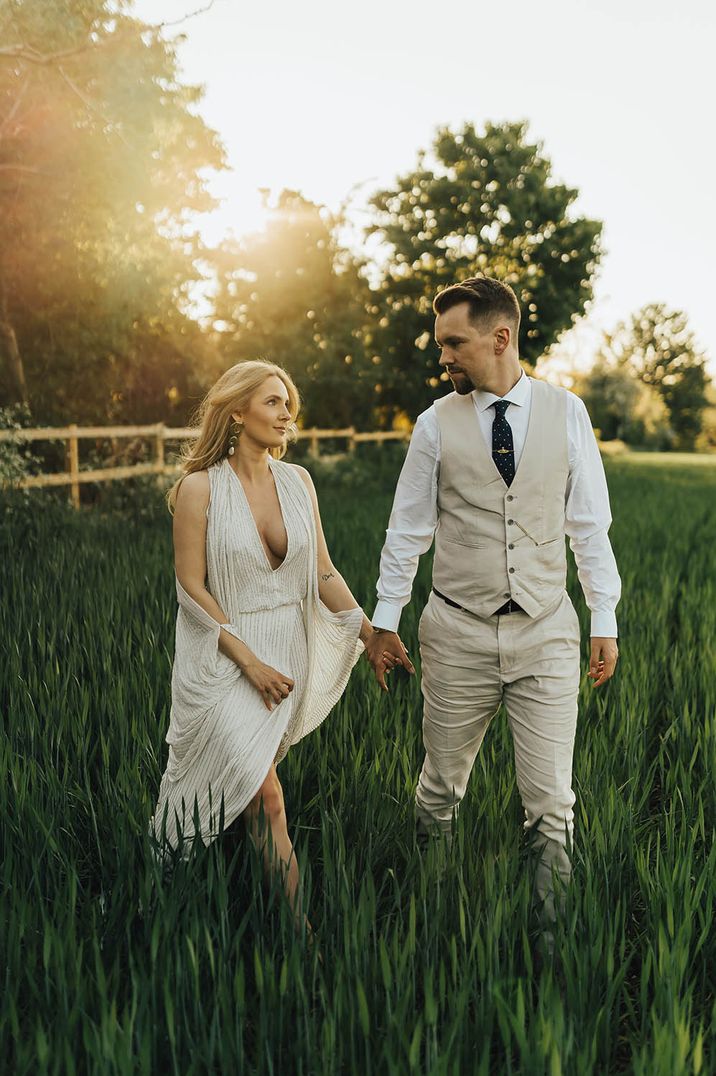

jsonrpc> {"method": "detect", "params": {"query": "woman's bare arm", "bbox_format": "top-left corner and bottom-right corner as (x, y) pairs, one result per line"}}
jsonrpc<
(293, 465), (375, 645)
(173, 471), (256, 670)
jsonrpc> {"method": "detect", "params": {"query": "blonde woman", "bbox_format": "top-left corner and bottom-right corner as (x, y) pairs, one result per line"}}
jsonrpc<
(150, 360), (404, 938)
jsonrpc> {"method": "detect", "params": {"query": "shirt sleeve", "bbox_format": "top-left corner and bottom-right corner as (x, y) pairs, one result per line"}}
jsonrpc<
(564, 394), (622, 637)
(372, 409), (440, 632)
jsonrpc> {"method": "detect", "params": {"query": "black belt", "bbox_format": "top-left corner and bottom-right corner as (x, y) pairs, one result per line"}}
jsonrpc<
(432, 586), (524, 617)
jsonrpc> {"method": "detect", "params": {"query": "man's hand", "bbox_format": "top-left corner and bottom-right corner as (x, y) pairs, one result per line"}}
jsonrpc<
(589, 637), (619, 688)
(364, 629), (416, 692)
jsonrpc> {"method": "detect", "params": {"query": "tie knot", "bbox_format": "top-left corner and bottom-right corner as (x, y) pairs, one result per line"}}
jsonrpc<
(493, 399), (510, 417)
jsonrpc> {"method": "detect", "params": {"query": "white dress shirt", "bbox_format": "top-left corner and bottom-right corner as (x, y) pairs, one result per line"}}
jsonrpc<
(372, 372), (621, 637)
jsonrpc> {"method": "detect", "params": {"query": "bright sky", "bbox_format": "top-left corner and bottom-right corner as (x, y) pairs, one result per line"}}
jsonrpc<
(135, 0), (716, 377)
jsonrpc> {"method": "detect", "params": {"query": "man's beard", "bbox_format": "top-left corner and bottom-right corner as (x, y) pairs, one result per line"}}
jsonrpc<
(449, 370), (475, 395)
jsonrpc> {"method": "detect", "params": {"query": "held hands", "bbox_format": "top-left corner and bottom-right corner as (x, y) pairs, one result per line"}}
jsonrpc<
(589, 637), (619, 688)
(364, 629), (416, 692)
(242, 657), (294, 711)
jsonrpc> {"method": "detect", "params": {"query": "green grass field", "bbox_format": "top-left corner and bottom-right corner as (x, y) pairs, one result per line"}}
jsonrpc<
(2, 455), (715, 1074)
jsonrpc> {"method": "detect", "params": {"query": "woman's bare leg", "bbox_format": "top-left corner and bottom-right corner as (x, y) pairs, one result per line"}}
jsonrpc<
(242, 764), (304, 924)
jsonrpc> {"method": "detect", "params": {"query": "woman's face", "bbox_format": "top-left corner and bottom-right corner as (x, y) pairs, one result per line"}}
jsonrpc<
(233, 375), (292, 451)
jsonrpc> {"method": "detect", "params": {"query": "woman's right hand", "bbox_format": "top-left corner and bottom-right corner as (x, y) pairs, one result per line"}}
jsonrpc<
(241, 658), (295, 711)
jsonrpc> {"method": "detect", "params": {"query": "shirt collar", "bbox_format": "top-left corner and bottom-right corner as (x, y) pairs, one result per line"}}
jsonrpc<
(473, 370), (530, 414)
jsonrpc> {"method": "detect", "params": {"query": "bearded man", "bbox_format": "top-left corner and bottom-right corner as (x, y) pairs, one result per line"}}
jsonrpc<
(365, 276), (620, 947)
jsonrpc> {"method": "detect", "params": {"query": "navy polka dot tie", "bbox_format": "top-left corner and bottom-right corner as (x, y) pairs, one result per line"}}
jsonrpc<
(491, 400), (515, 486)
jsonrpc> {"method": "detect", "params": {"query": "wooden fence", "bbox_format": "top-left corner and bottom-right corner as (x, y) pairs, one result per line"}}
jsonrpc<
(0, 423), (411, 508)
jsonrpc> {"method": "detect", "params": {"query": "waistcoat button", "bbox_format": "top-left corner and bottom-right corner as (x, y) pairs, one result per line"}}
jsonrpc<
(508, 543), (514, 549)
(509, 567), (516, 574)
(506, 494), (514, 501)
(507, 519), (514, 525)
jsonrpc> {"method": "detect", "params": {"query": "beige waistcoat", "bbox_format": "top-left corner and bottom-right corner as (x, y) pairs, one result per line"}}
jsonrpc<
(432, 377), (569, 619)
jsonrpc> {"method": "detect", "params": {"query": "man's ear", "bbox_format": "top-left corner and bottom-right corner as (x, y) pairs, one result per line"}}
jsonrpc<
(494, 325), (511, 355)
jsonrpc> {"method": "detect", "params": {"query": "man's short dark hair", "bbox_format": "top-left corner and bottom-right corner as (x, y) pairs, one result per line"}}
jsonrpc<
(433, 277), (521, 333)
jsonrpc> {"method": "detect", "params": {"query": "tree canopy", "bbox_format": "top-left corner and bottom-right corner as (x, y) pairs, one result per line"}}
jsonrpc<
(0, 0), (225, 423)
(598, 304), (709, 451)
(578, 361), (671, 450)
(211, 190), (376, 429)
(366, 121), (603, 422)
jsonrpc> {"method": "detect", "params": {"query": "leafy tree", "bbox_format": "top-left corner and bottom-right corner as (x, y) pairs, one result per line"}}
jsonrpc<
(211, 190), (376, 429)
(695, 383), (716, 453)
(601, 304), (710, 450)
(366, 121), (603, 422)
(578, 362), (640, 442)
(0, 0), (225, 423)
(577, 361), (671, 449)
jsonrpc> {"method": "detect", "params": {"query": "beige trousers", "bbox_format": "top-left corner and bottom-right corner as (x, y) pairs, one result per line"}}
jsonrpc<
(416, 589), (580, 854)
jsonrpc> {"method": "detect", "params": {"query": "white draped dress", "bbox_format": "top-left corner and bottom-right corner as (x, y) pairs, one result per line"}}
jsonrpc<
(150, 456), (364, 851)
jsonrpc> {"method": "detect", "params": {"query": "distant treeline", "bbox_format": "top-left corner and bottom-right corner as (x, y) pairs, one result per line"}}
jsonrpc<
(0, 2), (712, 450)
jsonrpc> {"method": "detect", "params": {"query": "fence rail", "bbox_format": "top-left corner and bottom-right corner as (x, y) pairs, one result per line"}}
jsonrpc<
(0, 423), (411, 507)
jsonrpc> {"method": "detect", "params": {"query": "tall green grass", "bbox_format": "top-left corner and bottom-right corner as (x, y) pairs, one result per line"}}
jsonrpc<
(1, 456), (715, 1074)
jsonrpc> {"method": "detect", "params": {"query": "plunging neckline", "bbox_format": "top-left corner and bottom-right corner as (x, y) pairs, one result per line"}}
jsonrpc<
(224, 457), (289, 573)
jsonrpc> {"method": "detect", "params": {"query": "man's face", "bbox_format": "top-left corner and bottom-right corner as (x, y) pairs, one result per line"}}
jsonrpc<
(434, 302), (499, 395)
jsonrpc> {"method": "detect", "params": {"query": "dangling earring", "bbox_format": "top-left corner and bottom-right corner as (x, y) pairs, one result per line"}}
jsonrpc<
(227, 420), (242, 456)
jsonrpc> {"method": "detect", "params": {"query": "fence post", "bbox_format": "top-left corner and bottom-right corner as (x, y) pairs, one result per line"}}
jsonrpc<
(155, 422), (165, 483)
(67, 424), (80, 509)
(347, 427), (356, 454)
(309, 431), (319, 459)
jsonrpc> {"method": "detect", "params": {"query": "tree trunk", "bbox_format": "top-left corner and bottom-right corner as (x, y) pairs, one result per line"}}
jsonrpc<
(0, 279), (29, 406)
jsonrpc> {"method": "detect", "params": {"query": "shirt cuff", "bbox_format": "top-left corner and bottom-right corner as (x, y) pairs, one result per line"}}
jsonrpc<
(372, 600), (403, 633)
(590, 610), (618, 638)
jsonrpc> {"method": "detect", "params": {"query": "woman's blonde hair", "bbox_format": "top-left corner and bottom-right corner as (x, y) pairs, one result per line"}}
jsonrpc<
(167, 360), (300, 513)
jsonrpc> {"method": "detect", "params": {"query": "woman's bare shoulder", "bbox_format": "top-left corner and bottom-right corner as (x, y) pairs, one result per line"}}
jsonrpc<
(286, 461), (311, 482)
(175, 469), (210, 511)
(286, 462), (316, 496)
